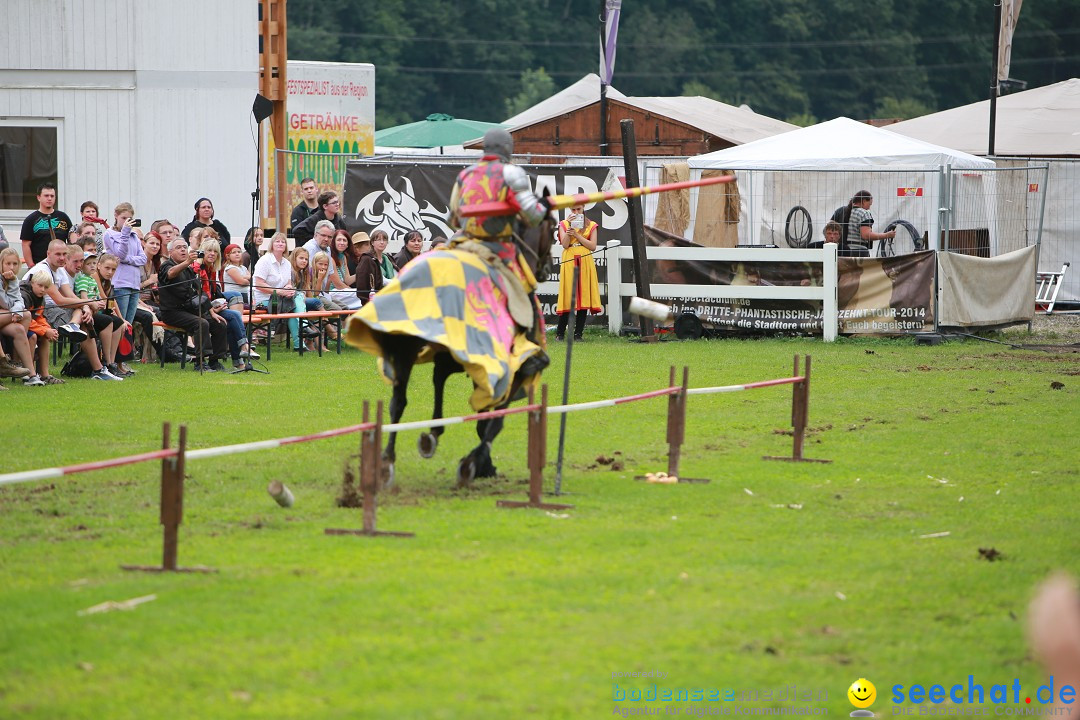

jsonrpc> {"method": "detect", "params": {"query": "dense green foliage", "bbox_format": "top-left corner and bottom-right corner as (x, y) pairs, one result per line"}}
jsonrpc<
(288, 0), (1080, 127)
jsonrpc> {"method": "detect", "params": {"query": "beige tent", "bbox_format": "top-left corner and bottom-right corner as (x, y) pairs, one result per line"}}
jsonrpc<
(887, 78), (1080, 157)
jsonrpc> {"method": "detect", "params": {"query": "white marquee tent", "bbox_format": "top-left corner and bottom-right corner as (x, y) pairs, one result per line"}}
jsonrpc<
(686, 117), (997, 249)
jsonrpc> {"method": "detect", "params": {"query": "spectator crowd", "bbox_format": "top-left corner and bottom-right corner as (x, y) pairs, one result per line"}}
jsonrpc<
(0, 179), (444, 388)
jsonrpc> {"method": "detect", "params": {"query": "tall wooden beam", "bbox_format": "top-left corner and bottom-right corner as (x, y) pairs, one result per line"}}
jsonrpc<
(259, 0), (288, 232)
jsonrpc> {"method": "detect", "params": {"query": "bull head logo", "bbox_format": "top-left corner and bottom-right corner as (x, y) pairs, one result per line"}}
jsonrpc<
(353, 175), (455, 250)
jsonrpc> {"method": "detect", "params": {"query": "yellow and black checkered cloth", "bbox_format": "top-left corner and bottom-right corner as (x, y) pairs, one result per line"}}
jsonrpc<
(344, 249), (545, 411)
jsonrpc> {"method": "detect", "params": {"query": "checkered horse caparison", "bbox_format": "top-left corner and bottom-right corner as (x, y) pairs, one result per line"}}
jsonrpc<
(344, 247), (547, 412)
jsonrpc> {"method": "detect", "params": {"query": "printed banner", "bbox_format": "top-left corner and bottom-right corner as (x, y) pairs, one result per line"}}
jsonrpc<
(266, 61), (376, 225)
(646, 227), (935, 335)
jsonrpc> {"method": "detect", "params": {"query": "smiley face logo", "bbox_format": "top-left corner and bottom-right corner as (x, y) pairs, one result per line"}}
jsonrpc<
(848, 678), (877, 709)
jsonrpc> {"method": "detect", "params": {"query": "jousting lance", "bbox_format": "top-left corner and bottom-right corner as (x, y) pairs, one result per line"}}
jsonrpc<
(457, 173), (736, 218)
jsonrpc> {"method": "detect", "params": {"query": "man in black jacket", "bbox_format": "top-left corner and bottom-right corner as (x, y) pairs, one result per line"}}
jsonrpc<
(292, 191), (346, 244)
(158, 238), (228, 372)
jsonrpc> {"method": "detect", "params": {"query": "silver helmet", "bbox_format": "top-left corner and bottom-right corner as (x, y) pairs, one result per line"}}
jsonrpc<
(482, 128), (513, 162)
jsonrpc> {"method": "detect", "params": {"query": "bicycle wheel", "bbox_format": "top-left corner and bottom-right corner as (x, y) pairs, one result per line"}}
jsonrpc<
(785, 205), (812, 248)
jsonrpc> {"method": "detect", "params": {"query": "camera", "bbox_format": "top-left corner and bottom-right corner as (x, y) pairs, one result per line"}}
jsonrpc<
(195, 250), (205, 259)
(131, 218), (142, 227)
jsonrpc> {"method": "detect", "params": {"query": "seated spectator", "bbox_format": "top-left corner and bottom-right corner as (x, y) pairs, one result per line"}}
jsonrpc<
(25, 241), (121, 381)
(221, 243), (251, 306)
(292, 191), (346, 245)
(181, 197), (230, 250)
(371, 230), (397, 282)
(326, 230), (362, 310)
(158, 238), (228, 372)
(153, 219), (179, 252)
(102, 202), (147, 326)
(79, 200), (109, 254)
(193, 237), (258, 367)
(77, 252), (131, 377)
(393, 230), (424, 271)
(140, 231), (164, 305)
(72, 222), (99, 255)
(290, 177), (320, 229)
(353, 232), (382, 305)
(302, 220), (336, 265)
(288, 247), (325, 352)
(20, 270), (62, 384)
(187, 226), (206, 251)
(311, 251), (345, 315)
(0, 247), (37, 384)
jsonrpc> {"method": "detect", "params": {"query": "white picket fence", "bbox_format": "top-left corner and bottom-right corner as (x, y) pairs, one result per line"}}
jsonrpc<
(539, 242), (839, 341)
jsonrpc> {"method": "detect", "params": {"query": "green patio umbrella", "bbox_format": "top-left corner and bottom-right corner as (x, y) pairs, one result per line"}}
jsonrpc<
(374, 113), (504, 149)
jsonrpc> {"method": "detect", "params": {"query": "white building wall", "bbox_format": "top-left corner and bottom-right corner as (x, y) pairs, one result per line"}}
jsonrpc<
(0, 0), (258, 252)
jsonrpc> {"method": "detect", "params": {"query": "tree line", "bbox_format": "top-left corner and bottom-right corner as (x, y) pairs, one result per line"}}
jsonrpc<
(288, 0), (1080, 129)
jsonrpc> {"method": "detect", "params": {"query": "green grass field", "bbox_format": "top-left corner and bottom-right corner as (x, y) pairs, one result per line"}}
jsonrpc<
(1, 333), (1077, 719)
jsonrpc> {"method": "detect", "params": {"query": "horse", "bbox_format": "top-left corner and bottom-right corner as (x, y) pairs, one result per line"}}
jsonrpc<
(344, 215), (555, 488)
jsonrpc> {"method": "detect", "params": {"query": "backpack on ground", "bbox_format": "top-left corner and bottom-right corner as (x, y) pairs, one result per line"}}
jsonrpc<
(60, 349), (93, 378)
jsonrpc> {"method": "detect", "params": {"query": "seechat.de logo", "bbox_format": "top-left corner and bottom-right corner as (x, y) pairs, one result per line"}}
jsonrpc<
(849, 678), (878, 717)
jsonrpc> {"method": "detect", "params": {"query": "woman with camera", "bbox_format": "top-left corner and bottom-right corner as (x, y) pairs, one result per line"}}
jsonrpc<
(194, 237), (258, 368)
(102, 202), (146, 326)
(555, 203), (602, 341)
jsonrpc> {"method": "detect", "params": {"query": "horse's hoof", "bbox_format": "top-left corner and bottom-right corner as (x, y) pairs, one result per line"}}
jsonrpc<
(418, 432), (438, 459)
(456, 457), (476, 488)
(381, 462), (396, 490)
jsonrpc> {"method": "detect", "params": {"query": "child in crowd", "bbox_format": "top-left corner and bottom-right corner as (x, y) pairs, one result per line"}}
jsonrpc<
(20, 270), (61, 384)
(289, 247), (324, 352)
(309, 251), (341, 341)
(0, 248), (39, 385)
(83, 253), (133, 377)
(221, 243), (251, 307)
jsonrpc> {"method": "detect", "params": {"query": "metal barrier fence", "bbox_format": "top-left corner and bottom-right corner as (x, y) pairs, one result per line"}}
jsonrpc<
(638, 165), (1049, 259)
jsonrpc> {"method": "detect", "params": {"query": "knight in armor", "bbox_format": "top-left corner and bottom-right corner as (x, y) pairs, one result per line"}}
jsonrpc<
(448, 128), (551, 376)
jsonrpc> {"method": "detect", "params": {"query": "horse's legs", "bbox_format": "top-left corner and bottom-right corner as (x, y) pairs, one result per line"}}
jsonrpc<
(419, 351), (462, 459)
(378, 335), (425, 488)
(457, 410), (506, 487)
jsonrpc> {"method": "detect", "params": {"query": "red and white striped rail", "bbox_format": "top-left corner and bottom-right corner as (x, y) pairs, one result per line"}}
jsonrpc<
(0, 369), (811, 488)
(0, 448), (179, 487)
(686, 375), (805, 396)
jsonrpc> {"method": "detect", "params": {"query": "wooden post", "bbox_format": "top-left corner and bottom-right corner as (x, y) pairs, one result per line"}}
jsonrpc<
(360, 401), (377, 533)
(122, 423), (215, 573)
(498, 384), (574, 510)
(161, 423), (185, 571)
(326, 399), (414, 537)
(620, 118), (655, 341)
(667, 366), (689, 477)
(764, 355), (831, 464)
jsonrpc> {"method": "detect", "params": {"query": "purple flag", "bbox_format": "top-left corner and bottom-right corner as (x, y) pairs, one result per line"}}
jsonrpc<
(599, 0), (622, 85)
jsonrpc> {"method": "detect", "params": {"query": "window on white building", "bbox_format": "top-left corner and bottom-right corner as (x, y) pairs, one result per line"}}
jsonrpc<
(0, 126), (59, 210)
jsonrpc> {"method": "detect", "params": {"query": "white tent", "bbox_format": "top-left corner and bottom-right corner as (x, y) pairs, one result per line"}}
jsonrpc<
(886, 78), (1080, 157)
(689, 117), (993, 170)
(686, 117), (996, 249)
(888, 80), (1080, 303)
(503, 73), (626, 128)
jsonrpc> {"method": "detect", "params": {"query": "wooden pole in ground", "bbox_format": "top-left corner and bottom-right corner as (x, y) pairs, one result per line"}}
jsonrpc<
(763, 354), (831, 465)
(122, 423), (215, 573)
(360, 401), (376, 533)
(161, 423), (186, 571)
(666, 366), (688, 478)
(326, 399), (413, 537)
(498, 384), (573, 510)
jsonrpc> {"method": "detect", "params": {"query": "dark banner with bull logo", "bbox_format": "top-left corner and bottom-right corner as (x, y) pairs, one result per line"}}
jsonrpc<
(343, 160), (630, 252)
(647, 226), (935, 335)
